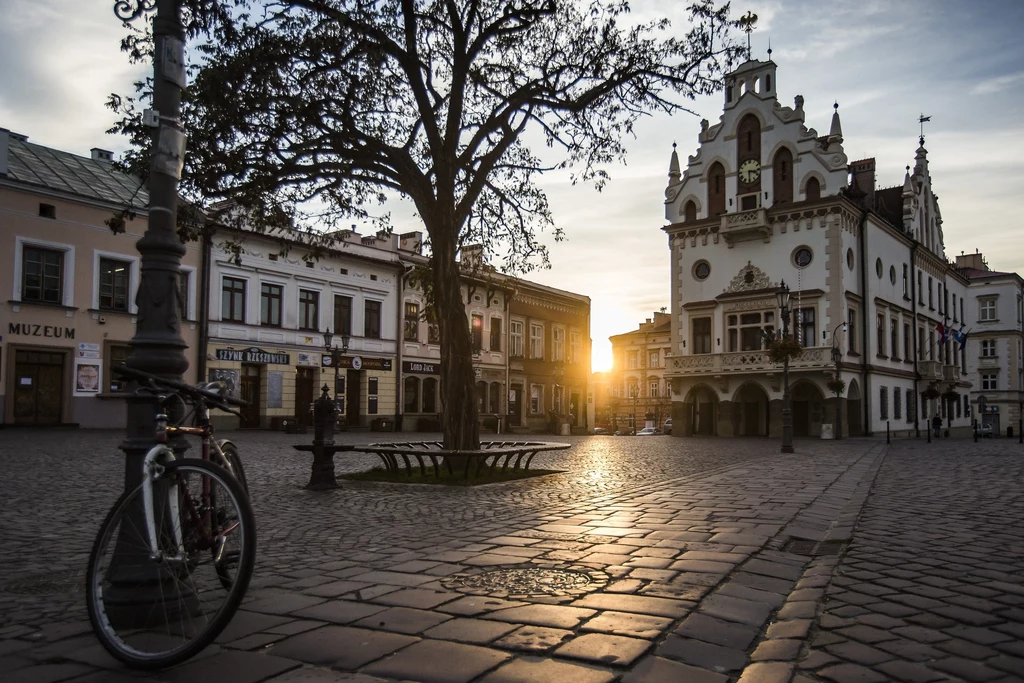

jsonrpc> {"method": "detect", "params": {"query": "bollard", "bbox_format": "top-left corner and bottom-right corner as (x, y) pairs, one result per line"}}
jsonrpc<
(308, 384), (338, 490)
(886, 420), (890, 444)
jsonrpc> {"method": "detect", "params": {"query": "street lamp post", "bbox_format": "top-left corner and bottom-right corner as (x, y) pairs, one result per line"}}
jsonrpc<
(629, 383), (639, 435)
(831, 322), (847, 440)
(777, 282), (794, 453)
(323, 327), (350, 400)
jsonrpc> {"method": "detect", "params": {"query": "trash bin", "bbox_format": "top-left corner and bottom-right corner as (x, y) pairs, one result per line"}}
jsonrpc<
(820, 424), (834, 440)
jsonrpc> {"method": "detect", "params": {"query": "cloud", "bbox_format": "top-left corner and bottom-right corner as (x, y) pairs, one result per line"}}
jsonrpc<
(970, 71), (1024, 95)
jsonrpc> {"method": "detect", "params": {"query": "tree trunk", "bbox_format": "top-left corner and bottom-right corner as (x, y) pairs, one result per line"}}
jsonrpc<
(431, 236), (480, 451)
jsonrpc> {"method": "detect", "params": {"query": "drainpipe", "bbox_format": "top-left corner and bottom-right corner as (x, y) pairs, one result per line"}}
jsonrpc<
(196, 226), (212, 383)
(858, 209), (872, 435)
(910, 242), (920, 437)
(396, 260), (412, 429)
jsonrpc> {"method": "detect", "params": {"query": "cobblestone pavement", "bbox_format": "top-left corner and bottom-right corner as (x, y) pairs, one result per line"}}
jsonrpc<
(0, 430), (1021, 683)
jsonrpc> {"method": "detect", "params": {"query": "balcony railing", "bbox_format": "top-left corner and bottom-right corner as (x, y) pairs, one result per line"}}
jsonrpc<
(669, 346), (830, 374)
(919, 360), (942, 381)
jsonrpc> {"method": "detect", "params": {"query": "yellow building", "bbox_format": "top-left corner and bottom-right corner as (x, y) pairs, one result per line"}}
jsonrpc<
(609, 312), (672, 432)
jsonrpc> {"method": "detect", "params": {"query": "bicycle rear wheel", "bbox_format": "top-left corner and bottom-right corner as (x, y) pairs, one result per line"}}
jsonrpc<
(218, 441), (249, 495)
(85, 459), (256, 669)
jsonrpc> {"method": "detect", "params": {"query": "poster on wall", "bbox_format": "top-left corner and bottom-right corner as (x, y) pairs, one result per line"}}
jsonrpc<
(268, 371), (283, 409)
(74, 361), (101, 395)
(208, 369), (240, 398)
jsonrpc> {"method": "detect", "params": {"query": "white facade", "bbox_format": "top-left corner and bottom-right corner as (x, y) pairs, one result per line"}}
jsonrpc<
(664, 58), (972, 438)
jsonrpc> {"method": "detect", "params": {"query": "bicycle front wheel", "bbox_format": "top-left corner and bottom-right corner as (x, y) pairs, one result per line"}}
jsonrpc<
(85, 459), (256, 670)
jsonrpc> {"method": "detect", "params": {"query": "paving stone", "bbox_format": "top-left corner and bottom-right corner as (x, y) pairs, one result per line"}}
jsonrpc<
(934, 638), (999, 660)
(437, 597), (527, 616)
(270, 625), (418, 669)
(875, 639), (945, 662)
(423, 617), (520, 644)
(362, 639), (510, 683)
(347, 570), (437, 587)
(750, 638), (802, 661)
(657, 635), (747, 671)
(555, 633), (652, 667)
(157, 650), (301, 683)
(479, 656), (617, 683)
(493, 626), (574, 652)
(798, 650), (840, 670)
(371, 588), (462, 609)
(4, 662), (95, 683)
(352, 606), (452, 634)
(834, 624), (899, 644)
(929, 657), (1003, 682)
(775, 601), (818, 620)
(291, 600), (388, 625)
(717, 582), (787, 608)
(824, 640), (894, 666)
(817, 662), (889, 683)
(699, 594), (774, 626)
(571, 593), (691, 619)
(744, 559), (804, 581)
(303, 580), (374, 598)
(674, 613), (759, 649)
(765, 619), (812, 639)
(264, 668), (390, 682)
(876, 660), (946, 683)
(736, 662), (795, 683)
(243, 591), (328, 615)
(482, 605), (595, 629)
(731, 572), (795, 594)
(623, 655), (730, 683)
(579, 611), (672, 639)
(669, 559), (736, 573)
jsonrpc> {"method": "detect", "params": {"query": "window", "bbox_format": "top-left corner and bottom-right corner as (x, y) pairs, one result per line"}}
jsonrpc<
(299, 289), (319, 330)
(928, 277), (934, 310)
(510, 321), (524, 357)
(179, 271), (190, 320)
(628, 351), (638, 369)
(880, 386), (889, 419)
(476, 381), (487, 413)
(428, 322), (440, 344)
(404, 376), (419, 413)
(876, 314), (886, 356)
(334, 295), (352, 336)
(848, 309), (857, 354)
(649, 380), (659, 398)
(368, 376), (378, 414)
(890, 319), (899, 360)
(490, 317), (502, 352)
(964, 395), (970, 417)
(708, 162), (726, 215)
(805, 176), (820, 201)
(902, 264), (909, 298)
(39, 203), (56, 219)
(107, 344), (131, 393)
(982, 373), (997, 391)
(570, 331), (581, 363)
(530, 385), (543, 414)
(404, 302), (419, 341)
(365, 300), (382, 338)
(552, 327), (565, 361)
(98, 258), (131, 311)
(222, 277), (246, 322)
(894, 387), (902, 420)
(980, 298), (997, 322)
(981, 340), (997, 357)
(907, 390), (915, 423)
(918, 326), (925, 360)
(422, 378), (437, 413)
(530, 323), (544, 358)
(798, 307), (815, 347)
(22, 246), (64, 304)
(261, 283), (282, 327)
(918, 271), (923, 304)
(903, 323), (911, 361)
(692, 317), (712, 354)
(952, 293), (958, 322)
(727, 311), (775, 352)
(649, 350), (660, 368)
(472, 314), (484, 351)
(929, 331), (935, 360)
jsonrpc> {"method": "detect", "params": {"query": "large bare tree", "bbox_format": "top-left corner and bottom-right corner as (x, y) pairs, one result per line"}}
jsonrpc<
(111, 0), (741, 449)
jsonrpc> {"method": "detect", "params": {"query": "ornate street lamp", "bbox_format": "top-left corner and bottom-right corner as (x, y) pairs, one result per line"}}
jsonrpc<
(830, 322), (847, 440)
(629, 382), (639, 435)
(777, 281), (794, 453)
(323, 327), (351, 399)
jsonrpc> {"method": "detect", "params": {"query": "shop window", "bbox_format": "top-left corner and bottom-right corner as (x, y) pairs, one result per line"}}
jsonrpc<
(422, 377), (437, 413)
(107, 344), (132, 393)
(404, 302), (420, 341)
(404, 376), (419, 413)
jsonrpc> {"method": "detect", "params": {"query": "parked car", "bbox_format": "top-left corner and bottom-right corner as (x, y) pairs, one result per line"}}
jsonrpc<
(978, 423), (993, 438)
(637, 427), (661, 436)
(593, 426), (609, 435)
(663, 418), (672, 435)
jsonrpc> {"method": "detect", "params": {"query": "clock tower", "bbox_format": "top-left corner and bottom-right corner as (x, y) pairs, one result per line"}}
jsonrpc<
(736, 112), (762, 210)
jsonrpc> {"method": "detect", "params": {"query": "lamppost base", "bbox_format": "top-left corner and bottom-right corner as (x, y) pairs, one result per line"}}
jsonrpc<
(781, 445), (794, 453)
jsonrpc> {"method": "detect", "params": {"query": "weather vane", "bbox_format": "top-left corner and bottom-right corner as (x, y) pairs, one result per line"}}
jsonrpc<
(738, 12), (758, 57)
(918, 114), (931, 146)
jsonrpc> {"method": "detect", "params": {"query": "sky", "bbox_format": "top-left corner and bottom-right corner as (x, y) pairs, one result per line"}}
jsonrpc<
(2, 0), (1023, 372)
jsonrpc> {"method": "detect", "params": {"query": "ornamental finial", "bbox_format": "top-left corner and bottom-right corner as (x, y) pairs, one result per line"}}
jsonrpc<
(113, 0), (157, 22)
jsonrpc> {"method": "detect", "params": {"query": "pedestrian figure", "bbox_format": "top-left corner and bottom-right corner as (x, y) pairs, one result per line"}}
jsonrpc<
(932, 414), (942, 439)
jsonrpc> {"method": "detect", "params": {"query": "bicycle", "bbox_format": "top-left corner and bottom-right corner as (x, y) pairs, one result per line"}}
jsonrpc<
(85, 364), (256, 669)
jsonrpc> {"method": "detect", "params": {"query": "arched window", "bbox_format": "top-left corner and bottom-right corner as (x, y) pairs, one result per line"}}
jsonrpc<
(404, 376), (420, 413)
(489, 383), (501, 415)
(806, 177), (821, 201)
(765, 74), (771, 92)
(738, 114), (760, 157)
(707, 162), (726, 215)
(476, 381), (488, 413)
(773, 148), (793, 205)
(422, 377), (437, 414)
(684, 200), (697, 222)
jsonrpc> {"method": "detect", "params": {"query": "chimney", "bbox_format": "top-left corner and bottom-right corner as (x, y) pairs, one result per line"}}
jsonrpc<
(399, 231), (423, 254)
(91, 148), (114, 164)
(461, 244), (484, 270)
(850, 158), (876, 207)
(955, 252), (988, 271)
(0, 128), (8, 176)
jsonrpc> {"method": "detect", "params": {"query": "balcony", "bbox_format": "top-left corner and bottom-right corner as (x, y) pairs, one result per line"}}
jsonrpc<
(942, 365), (961, 383)
(668, 346), (831, 375)
(720, 208), (770, 246)
(919, 360), (942, 381)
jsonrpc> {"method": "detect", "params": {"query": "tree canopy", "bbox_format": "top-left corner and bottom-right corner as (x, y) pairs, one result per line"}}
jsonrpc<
(111, 0), (742, 448)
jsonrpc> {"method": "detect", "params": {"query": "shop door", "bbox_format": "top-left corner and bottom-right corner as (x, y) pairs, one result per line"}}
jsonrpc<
(13, 350), (64, 424)
(346, 369), (361, 426)
(295, 368), (316, 427)
(239, 364), (261, 428)
(509, 386), (522, 427)
(793, 400), (810, 437)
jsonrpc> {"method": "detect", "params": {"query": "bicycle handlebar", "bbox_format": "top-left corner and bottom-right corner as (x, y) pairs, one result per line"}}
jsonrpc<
(113, 364), (248, 413)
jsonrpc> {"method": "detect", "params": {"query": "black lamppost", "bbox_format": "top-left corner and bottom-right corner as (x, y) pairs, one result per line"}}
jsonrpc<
(777, 281), (794, 453)
(323, 327), (350, 398)
(629, 382), (639, 435)
(831, 322), (847, 440)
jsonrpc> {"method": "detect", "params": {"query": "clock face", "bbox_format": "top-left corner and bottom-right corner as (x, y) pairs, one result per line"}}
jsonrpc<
(739, 159), (761, 183)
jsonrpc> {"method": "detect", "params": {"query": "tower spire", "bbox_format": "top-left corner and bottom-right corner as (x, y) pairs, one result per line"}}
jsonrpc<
(738, 12), (758, 58)
(918, 114), (931, 146)
(828, 101), (843, 144)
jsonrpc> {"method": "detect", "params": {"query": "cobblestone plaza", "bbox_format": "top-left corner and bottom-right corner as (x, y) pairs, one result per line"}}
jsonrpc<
(0, 431), (1022, 682)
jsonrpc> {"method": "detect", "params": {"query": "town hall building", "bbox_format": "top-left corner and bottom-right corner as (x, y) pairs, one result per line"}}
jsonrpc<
(663, 57), (973, 438)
